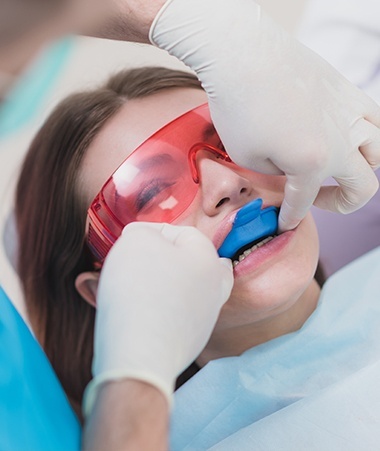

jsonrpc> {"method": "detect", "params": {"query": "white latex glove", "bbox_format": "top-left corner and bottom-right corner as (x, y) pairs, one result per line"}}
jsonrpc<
(83, 222), (233, 415)
(150, 0), (380, 231)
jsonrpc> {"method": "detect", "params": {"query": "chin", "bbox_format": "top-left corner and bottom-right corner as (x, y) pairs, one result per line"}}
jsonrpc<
(216, 250), (318, 329)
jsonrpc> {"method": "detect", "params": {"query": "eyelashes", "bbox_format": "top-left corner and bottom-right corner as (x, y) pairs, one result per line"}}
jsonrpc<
(135, 179), (176, 212)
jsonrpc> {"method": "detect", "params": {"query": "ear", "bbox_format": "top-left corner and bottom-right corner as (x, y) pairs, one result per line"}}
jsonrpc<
(75, 272), (100, 308)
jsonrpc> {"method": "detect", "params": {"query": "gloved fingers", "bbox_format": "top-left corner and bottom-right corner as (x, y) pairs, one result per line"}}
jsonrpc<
(160, 224), (212, 248)
(122, 221), (207, 248)
(227, 152), (284, 176)
(122, 221), (168, 236)
(314, 153), (379, 213)
(121, 222), (195, 250)
(155, 224), (234, 303)
(278, 175), (320, 232)
(353, 119), (380, 170)
(354, 90), (380, 129)
(218, 258), (234, 303)
(156, 223), (218, 254)
(125, 222), (233, 301)
(345, 79), (380, 126)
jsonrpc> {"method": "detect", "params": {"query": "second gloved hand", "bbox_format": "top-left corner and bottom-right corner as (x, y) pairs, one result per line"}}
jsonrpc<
(83, 222), (233, 415)
(151, 0), (380, 231)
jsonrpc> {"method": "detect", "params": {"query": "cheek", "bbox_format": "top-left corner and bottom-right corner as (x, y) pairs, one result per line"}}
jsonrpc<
(171, 190), (206, 227)
(215, 214), (319, 328)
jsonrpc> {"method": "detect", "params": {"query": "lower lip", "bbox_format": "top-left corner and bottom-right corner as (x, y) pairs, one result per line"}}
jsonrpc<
(232, 230), (295, 277)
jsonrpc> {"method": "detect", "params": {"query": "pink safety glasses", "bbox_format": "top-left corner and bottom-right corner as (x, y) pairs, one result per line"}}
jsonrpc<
(87, 103), (231, 266)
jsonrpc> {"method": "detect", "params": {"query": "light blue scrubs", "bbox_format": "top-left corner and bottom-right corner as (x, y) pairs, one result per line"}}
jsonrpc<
(0, 286), (81, 451)
(0, 37), (82, 449)
(0, 38), (73, 138)
(170, 247), (380, 450)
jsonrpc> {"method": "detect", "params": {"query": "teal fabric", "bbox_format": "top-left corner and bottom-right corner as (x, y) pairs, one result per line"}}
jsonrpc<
(0, 286), (81, 450)
(0, 37), (73, 139)
(170, 247), (380, 450)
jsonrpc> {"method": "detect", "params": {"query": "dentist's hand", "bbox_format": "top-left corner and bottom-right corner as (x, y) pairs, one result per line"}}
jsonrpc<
(151, 0), (380, 231)
(83, 222), (233, 415)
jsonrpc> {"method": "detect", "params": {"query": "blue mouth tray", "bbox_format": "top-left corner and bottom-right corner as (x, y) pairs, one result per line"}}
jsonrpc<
(218, 198), (278, 259)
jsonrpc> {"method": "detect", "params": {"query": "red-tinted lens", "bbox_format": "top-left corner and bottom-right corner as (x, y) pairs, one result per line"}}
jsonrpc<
(87, 103), (222, 265)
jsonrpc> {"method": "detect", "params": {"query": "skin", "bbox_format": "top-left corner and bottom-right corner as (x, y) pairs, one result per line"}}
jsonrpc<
(89, 0), (167, 43)
(83, 379), (169, 451)
(0, 0), (166, 82)
(0, 0), (107, 75)
(76, 87), (321, 367)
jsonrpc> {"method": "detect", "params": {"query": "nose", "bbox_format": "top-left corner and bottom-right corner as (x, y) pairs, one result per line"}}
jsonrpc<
(197, 153), (252, 216)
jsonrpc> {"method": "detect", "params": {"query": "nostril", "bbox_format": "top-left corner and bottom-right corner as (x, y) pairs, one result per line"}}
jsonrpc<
(216, 197), (229, 208)
(240, 188), (247, 194)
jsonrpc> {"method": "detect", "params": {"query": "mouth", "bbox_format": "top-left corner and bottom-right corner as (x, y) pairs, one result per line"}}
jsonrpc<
(230, 234), (277, 267)
(217, 198), (279, 265)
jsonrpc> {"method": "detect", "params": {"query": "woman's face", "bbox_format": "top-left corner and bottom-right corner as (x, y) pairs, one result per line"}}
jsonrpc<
(81, 87), (319, 331)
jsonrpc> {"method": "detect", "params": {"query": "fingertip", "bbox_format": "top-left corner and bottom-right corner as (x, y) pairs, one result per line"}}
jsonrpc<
(219, 259), (234, 303)
(362, 96), (380, 129)
(121, 221), (156, 235)
(278, 208), (300, 233)
(281, 177), (318, 232)
(219, 257), (233, 271)
(121, 222), (137, 235)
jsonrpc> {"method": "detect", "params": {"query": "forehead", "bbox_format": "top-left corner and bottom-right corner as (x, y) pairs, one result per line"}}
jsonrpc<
(79, 87), (207, 205)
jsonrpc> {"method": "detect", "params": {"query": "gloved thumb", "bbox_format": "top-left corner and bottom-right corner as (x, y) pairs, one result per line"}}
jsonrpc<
(279, 176), (320, 232)
(217, 257), (234, 305)
(122, 221), (195, 246)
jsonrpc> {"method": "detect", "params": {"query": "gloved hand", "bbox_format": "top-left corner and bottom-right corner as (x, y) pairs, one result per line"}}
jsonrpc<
(150, 0), (380, 231)
(83, 222), (233, 415)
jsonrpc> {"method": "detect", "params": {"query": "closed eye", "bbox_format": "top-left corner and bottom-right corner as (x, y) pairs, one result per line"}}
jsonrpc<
(135, 179), (176, 212)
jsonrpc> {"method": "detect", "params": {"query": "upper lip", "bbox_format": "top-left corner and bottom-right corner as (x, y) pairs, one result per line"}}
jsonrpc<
(212, 208), (240, 250)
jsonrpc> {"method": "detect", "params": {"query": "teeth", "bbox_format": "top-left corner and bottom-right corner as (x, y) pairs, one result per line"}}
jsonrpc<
(233, 236), (275, 268)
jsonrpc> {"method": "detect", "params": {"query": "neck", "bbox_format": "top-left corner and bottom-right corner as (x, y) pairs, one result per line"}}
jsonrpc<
(197, 279), (320, 367)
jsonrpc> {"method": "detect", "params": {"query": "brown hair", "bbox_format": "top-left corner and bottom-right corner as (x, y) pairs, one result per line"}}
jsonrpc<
(15, 66), (202, 419)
